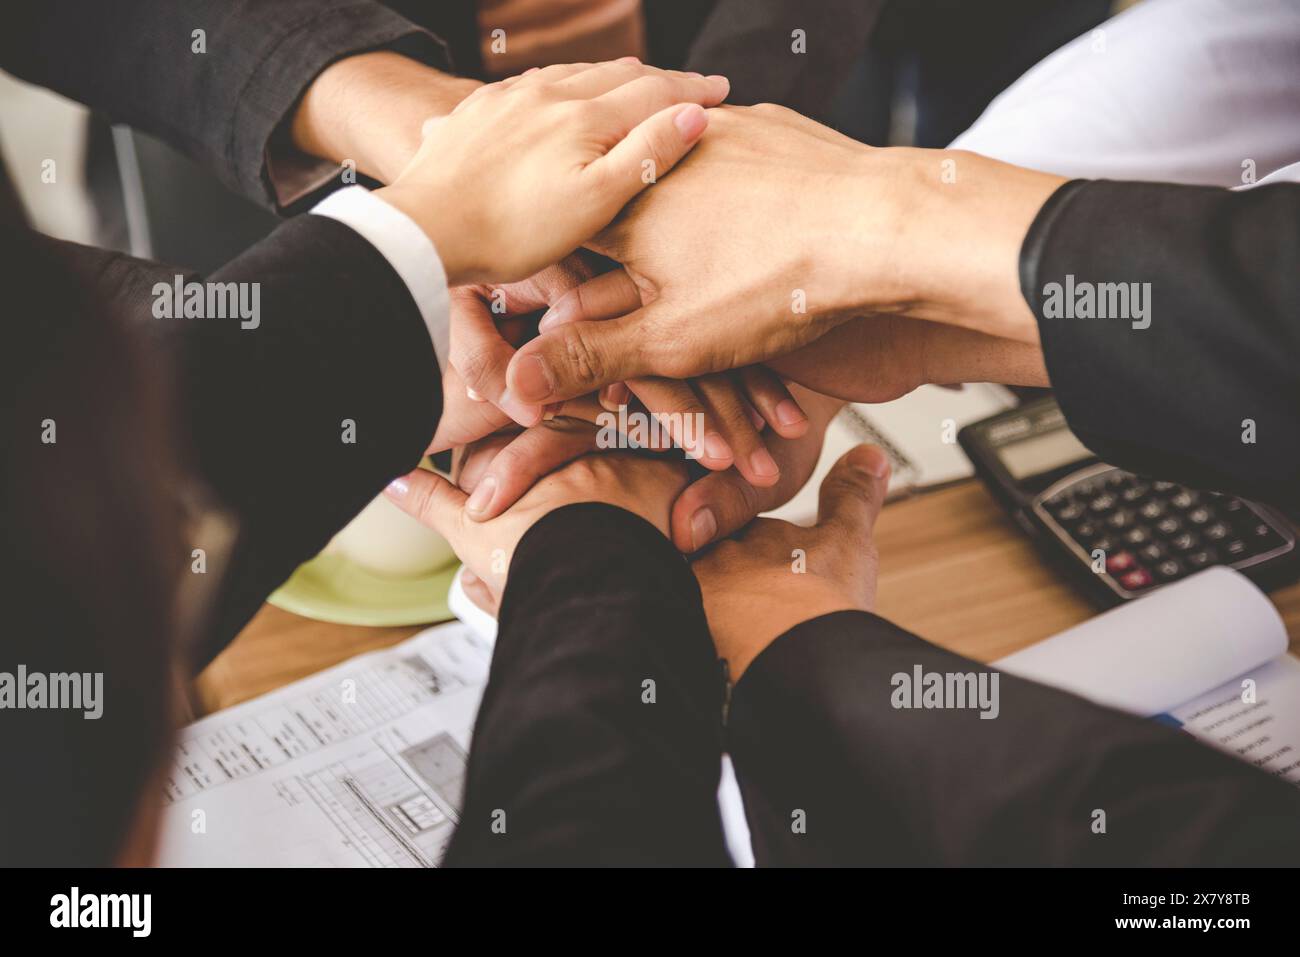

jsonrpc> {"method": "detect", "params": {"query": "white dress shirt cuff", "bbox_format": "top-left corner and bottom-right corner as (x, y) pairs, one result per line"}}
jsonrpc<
(310, 185), (450, 371)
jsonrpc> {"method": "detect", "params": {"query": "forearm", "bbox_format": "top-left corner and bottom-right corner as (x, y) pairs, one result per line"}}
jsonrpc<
(729, 610), (1300, 866)
(4, 0), (453, 210)
(445, 503), (729, 866)
(828, 147), (1066, 343)
(290, 51), (481, 185)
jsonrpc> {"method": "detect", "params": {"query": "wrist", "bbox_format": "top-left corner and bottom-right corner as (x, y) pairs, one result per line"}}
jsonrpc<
(711, 584), (861, 681)
(292, 52), (481, 184)
(835, 148), (1064, 343)
(373, 183), (477, 287)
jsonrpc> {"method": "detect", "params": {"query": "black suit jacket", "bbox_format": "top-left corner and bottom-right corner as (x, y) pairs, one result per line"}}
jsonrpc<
(446, 504), (1300, 867)
(1025, 179), (1300, 513)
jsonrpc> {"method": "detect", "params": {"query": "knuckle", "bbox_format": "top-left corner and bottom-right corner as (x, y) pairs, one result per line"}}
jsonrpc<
(560, 325), (608, 389)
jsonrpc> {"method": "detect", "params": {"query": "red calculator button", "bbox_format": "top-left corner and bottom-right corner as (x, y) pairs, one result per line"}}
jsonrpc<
(1105, 551), (1138, 574)
(1119, 568), (1154, 591)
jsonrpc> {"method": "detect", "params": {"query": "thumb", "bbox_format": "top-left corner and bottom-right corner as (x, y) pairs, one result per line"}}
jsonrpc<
(383, 469), (468, 547)
(815, 444), (891, 536)
(506, 308), (666, 403)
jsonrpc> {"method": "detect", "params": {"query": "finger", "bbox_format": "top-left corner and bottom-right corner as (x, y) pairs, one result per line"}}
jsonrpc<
(460, 569), (501, 617)
(668, 391), (841, 552)
(592, 71), (729, 128)
(626, 377), (729, 463)
(815, 444), (891, 535)
(509, 62), (597, 90)
(669, 468), (770, 554)
(383, 469), (468, 545)
(538, 268), (642, 331)
(741, 366), (808, 439)
(585, 102), (710, 209)
(550, 59), (676, 99)
(506, 310), (662, 403)
(450, 289), (543, 427)
(465, 421), (602, 521)
(693, 375), (780, 486)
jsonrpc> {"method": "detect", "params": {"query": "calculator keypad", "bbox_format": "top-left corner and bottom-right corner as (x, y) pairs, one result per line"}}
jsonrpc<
(1034, 467), (1294, 599)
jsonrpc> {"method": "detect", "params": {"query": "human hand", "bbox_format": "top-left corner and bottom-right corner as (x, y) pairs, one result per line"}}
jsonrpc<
(291, 51), (483, 185)
(503, 103), (1065, 404)
(375, 60), (730, 286)
(383, 447), (689, 604)
(692, 444), (891, 680)
(765, 314), (1049, 403)
(436, 255), (807, 476)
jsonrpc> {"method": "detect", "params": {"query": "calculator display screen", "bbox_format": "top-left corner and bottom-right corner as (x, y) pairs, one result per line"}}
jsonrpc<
(999, 428), (1093, 481)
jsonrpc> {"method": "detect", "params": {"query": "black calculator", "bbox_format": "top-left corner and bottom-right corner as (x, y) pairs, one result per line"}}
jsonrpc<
(958, 397), (1298, 606)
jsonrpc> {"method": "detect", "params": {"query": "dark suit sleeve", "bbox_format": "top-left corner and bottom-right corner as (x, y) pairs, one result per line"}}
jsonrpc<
(34, 217), (442, 666)
(1022, 179), (1300, 511)
(443, 503), (731, 867)
(727, 610), (1300, 866)
(682, 0), (884, 120)
(2, 0), (450, 209)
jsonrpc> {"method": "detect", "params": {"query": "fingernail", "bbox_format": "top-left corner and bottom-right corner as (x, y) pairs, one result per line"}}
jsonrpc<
(690, 507), (718, 551)
(467, 386), (484, 402)
(861, 446), (891, 478)
(618, 55), (641, 64)
(708, 74), (730, 90)
(674, 104), (708, 139)
(600, 383), (628, 411)
(462, 569), (479, 587)
(466, 475), (497, 514)
(385, 477), (410, 498)
(537, 298), (573, 332)
(703, 432), (732, 463)
(500, 389), (543, 428)
(513, 354), (554, 402)
(750, 449), (780, 479)
(747, 404), (766, 431)
(775, 399), (806, 427)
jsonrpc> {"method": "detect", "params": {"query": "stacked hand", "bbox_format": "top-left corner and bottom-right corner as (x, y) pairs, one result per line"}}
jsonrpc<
(366, 64), (1066, 599)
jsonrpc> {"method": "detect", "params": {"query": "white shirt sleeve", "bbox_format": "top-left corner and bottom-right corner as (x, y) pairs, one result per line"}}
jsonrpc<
(310, 185), (450, 371)
(949, 0), (1300, 188)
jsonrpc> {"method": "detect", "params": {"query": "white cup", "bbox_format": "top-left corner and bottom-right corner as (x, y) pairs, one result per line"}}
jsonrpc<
(326, 484), (456, 579)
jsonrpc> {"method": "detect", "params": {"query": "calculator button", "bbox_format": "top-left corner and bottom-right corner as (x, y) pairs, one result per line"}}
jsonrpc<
(1220, 498), (1248, 518)
(1105, 551), (1139, 574)
(1154, 559), (1185, 581)
(1120, 482), (1150, 504)
(1119, 568), (1155, 591)
(1072, 521), (1099, 541)
(1138, 500), (1166, 521)
(1123, 526), (1153, 547)
(1224, 539), (1249, 559)
(1055, 501), (1086, 524)
(1186, 549), (1217, 569)
(1203, 522), (1231, 542)
(1090, 535), (1117, 553)
(1155, 516), (1182, 536)
(1170, 490), (1198, 510)
(1170, 532), (1199, 552)
(1088, 493), (1118, 513)
(1152, 481), (1177, 493)
(1139, 543), (1167, 563)
(1106, 509), (1136, 530)
(1186, 506), (1213, 526)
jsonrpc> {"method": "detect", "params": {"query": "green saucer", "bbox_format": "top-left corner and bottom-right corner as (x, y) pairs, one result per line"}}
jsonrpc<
(269, 552), (460, 627)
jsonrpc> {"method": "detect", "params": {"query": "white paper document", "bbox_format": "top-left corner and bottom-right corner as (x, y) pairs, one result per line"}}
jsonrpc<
(158, 623), (492, 866)
(996, 567), (1300, 787)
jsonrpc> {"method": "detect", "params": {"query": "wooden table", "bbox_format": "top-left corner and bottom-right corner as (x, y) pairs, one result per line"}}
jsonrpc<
(193, 480), (1300, 716)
